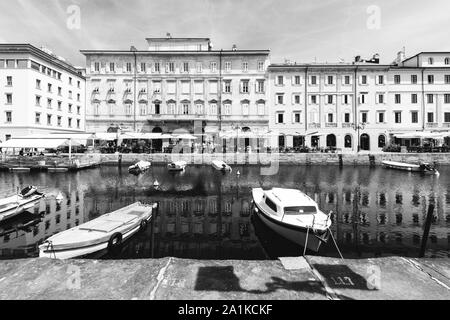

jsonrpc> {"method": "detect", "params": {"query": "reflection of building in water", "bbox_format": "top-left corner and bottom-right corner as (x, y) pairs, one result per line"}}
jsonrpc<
(0, 190), (86, 258)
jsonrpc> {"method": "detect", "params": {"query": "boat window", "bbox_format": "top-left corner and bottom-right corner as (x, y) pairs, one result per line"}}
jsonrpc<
(265, 198), (277, 213)
(284, 206), (317, 215)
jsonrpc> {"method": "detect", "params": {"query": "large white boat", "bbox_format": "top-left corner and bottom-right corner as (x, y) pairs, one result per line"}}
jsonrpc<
(0, 186), (45, 222)
(39, 202), (157, 259)
(128, 160), (151, 174)
(211, 160), (232, 172)
(167, 160), (187, 171)
(251, 188), (332, 252)
(382, 160), (439, 175)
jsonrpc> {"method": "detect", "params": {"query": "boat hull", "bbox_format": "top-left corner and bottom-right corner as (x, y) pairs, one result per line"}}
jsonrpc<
(382, 161), (437, 174)
(253, 202), (328, 252)
(0, 194), (44, 222)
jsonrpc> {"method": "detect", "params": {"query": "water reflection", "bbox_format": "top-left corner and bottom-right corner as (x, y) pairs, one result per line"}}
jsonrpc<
(0, 164), (448, 260)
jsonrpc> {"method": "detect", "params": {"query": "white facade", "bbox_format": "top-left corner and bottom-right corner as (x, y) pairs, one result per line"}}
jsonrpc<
(268, 52), (450, 152)
(82, 38), (270, 142)
(0, 44), (86, 142)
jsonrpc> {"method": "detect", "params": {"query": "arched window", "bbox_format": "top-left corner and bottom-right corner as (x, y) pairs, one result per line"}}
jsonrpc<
(326, 134), (336, 147)
(428, 57), (434, 65)
(378, 134), (386, 148)
(360, 134), (370, 151)
(344, 134), (352, 148)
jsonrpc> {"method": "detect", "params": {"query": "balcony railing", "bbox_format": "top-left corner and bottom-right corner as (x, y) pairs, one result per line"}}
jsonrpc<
(342, 123), (354, 128)
(443, 123), (450, 127)
(308, 123), (321, 129)
(325, 123), (337, 128)
(426, 123), (438, 128)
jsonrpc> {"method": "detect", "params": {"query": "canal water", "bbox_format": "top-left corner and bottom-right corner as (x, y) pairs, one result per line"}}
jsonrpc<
(0, 164), (449, 260)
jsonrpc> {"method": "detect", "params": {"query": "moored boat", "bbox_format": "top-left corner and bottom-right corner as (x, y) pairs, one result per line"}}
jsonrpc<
(251, 188), (331, 252)
(382, 160), (439, 175)
(0, 186), (45, 222)
(128, 160), (151, 174)
(167, 160), (187, 171)
(39, 202), (157, 259)
(211, 160), (232, 172)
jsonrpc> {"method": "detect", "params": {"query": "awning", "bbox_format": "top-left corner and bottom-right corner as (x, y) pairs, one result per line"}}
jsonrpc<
(172, 134), (197, 140)
(394, 131), (445, 139)
(0, 138), (81, 149)
(94, 133), (120, 141)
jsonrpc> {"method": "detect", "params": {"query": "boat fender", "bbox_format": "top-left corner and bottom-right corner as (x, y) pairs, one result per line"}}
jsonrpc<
(107, 232), (123, 253)
(139, 219), (148, 231)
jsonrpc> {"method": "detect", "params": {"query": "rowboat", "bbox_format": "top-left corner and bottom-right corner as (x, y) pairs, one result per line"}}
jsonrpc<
(382, 160), (439, 175)
(0, 186), (45, 222)
(128, 160), (151, 174)
(211, 160), (232, 172)
(167, 160), (187, 171)
(39, 202), (157, 259)
(252, 188), (331, 252)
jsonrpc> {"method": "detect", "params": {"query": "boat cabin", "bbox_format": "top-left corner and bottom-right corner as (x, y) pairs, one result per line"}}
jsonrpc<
(262, 188), (318, 217)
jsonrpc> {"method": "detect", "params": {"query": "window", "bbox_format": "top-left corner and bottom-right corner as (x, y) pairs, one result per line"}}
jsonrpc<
(311, 95), (317, 104)
(155, 103), (161, 115)
(68, 90), (72, 99)
(411, 111), (418, 123)
(377, 94), (384, 104)
(265, 197), (277, 213)
(183, 104), (189, 115)
(327, 76), (334, 85)
(276, 113), (284, 124)
(36, 79), (41, 89)
(277, 76), (284, 85)
(224, 81), (231, 93)
(411, 75), (418, 84)
(154, 62), (160, 73)
(58, 87), (62, 96)
(444, 112), (450, 122)
(68, 118), (72, 127)
(427, 94), (434, 104)
(361, 112), (368, 123)
(377, 112), (385, 123)
(360, 93), (366, 104)
(241, 80), (249, 93)
(427, 112), (434, 123)
(395, 94), (401, 104)
(394, 75), (401, 84)
(140, 62), (146, 73)
(225, 61), (231, 72)
(35, 112), (41, 124)
(428, 57), (434, 65)
(69, 77), (72, 85)
(257, 103), (265, 115)
(94, 62), (99, 72)
(378, 75), (384, 84)
(210, 104), (217, 115)
(107, 62), (114, 72)
(47, 98), (52, 108)
(428, 75), (434, 84)
(223, 103), (231, 115)
(242, 61), (248, 72)
(58, 101), (62, 110)
(394, 111), (402, 123)
(343, 94), (349, 104)
(293, 94), (301, 104)
(209, 81), (218, 94)
(5, 111), (12, 123)
(47, 83), (52, 93)
(194, 81), (203, 94)
(256, 80), (265, 93)
(445, 94), (450, 104)
(378, 135), (386, 148)
(36, 95), (41, 106)
(445, 58), (450, 65)
(327, 113), (334, 123)
(361, 75), (367, 85)
(68, 104), (72, 113)
(57, 116), (62, 126)
(257, 61), (264, 71)
(294, 112), (301, 123)
(183, 62), (189, 73)
(210, 62), (217, 72)
(6, 94), (12, 104)
(77, 119), (80, 129)
(277, 94), (284, 105)
(47, 114), (52, 125)
(445, 75), (450, 84)
(344, 75), (350, 85)
(167, 81), (176, 94)
(344, 113), (350, 123)
(195, 62), (202, 73)
(310, 75), (317, 85)
(344, 135), (352, 148)
(242, 103), (249, 116)
(411, 94), (418, 104)
(327, 95), (334, 104)
(77, 106), (81, 114)
(6, 76), (12, 86)
(126, 63), (132, 72)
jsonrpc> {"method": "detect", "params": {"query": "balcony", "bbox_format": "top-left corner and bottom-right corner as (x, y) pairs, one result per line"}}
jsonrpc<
(308, 123), (321, 129)
(426, 123), (438, 128)
(443, 123), (450, 128)
(342, 123), (354, 128)
(325, 123), (337, 128)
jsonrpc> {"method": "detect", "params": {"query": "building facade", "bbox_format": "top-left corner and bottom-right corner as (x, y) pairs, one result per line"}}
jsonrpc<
(267, 52), (450, 152)
(82, 37), (270, 148)
(0, 44), (86, 142)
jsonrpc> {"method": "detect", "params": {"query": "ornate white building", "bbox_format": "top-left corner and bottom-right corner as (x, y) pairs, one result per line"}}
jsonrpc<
(267, 52), (450, 152)
(82, 37), (270, 150)
(0, 44), (86, 142)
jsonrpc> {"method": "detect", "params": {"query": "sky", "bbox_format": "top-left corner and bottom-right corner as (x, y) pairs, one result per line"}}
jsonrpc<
(0, 0), (450, 67)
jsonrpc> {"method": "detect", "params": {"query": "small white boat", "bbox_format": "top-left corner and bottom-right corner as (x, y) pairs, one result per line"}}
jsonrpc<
(252, 188), (331, 252)
(39, 202), (157, 259)
(167, 160), (187, 171)
(128, 160), (151, 174)
(382, 160), (439, 175)
(211, 160), (232, 172)
(0, 186), (45, 222)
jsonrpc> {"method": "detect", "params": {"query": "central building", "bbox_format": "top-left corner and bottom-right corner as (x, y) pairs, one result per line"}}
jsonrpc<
(81, 37), (270, 148)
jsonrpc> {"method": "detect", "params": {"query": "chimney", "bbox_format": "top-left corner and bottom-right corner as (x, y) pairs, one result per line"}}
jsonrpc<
(232, 44), (237, 51)
(166, 32), (172, 39)
(396, 49), (406, 64)
(355, 55), (361, 63)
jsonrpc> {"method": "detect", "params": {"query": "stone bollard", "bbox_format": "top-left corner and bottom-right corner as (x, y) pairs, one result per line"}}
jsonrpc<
(369, 155), (375, 168)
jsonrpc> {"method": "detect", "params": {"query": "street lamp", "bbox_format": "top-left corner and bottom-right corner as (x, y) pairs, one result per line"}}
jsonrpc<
(130, 46), (137, 132)
(356, 122), (366, 152)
